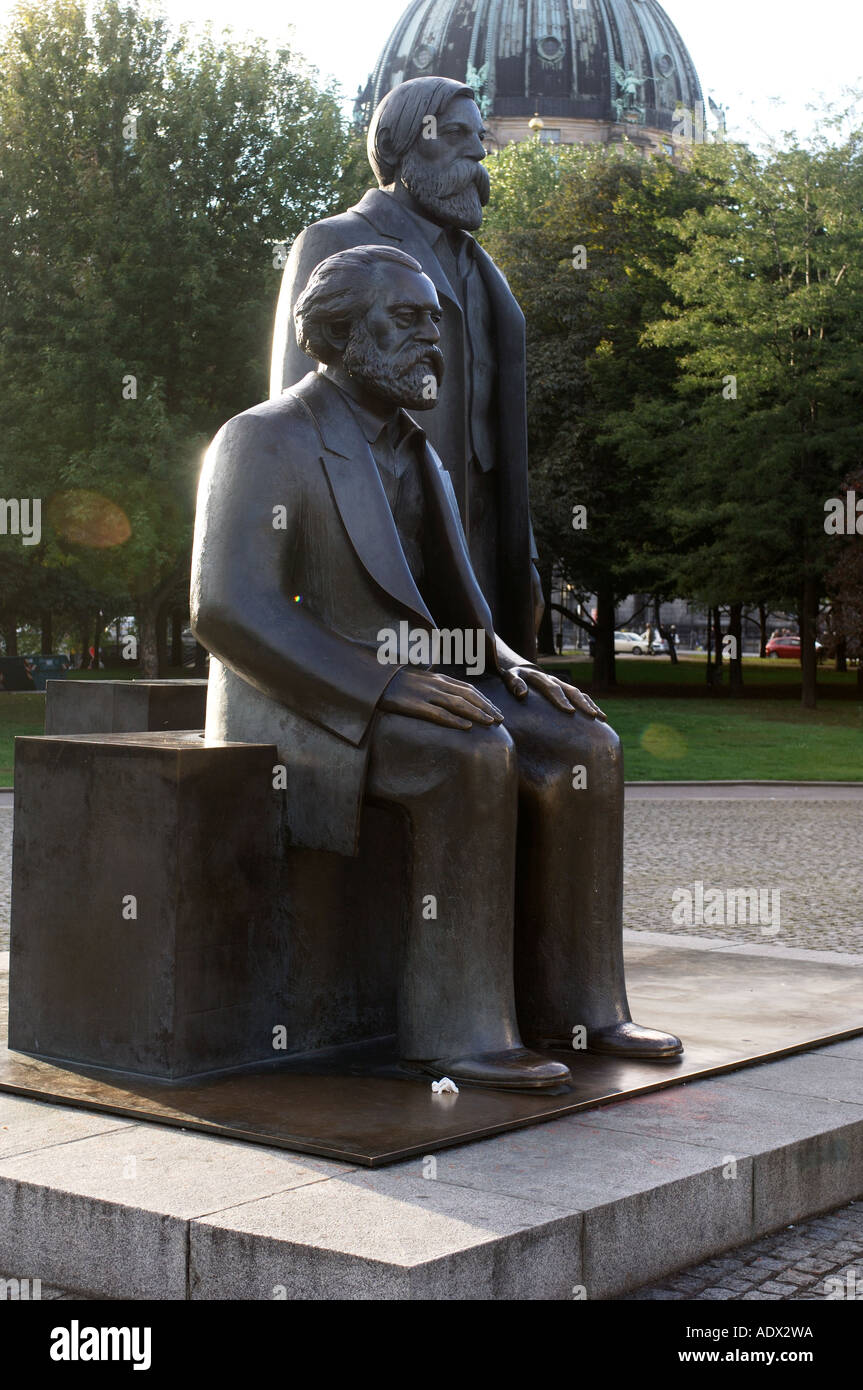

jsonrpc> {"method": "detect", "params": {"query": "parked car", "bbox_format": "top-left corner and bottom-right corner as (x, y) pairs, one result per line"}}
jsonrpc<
(765, 635), (824, 660)
(614, 630), (648, 655)
(639, 631), (669, 655)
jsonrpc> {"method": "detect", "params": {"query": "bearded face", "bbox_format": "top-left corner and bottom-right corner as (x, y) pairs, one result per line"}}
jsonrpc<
(343, 316), (445, 412)
(399, 147), (491, 231)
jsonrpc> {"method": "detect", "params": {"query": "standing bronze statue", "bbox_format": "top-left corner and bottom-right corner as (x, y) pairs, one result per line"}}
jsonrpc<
(192, 246), (682, 1088)
(271, 76), (541, 658)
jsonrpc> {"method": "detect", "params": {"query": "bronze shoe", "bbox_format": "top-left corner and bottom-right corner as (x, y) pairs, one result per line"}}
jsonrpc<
(587, 1022), (683, 1058)
(412, 1047), (572, 1091)
(533, 1022), (684, 1058)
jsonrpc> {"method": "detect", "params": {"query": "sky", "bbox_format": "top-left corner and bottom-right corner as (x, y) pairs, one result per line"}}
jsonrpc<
(2, 0), (862, 145)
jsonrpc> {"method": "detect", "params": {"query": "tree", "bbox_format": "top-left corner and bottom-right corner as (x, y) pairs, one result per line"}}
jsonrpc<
(0, 0), (359, 671)
(825, 466), (863, 691)
(627, 134), (863, 707)
(480, 138), (710, 687)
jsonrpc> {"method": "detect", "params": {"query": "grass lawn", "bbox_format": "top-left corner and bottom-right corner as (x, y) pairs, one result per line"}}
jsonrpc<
(545, 652), (862, 688)
(602, 697), (863, 781)
(1, 679), (861, 785)
(0, 692), (46, 786)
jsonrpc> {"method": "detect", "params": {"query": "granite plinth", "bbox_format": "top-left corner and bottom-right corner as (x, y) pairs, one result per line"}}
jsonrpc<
(44, 679), (208, 736)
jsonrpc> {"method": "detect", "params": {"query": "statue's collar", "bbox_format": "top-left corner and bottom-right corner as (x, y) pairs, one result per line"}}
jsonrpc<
(291, 371), (423, 459)
(324, 375), (424, 450)
(353, 188), (468, 251)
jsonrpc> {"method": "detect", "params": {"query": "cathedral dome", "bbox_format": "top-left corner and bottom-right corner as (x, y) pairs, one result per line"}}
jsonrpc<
(360, 0), (705, 151)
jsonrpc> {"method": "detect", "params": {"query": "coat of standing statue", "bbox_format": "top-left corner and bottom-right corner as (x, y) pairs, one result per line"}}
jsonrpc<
(270, 76), (541, 658)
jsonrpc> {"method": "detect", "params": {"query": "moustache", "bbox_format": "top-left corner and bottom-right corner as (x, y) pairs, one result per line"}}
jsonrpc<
(396, 344), (445, 381)
(442, 158), (491, 204)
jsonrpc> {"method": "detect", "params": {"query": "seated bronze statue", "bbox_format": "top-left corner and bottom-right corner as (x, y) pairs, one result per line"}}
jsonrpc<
(191, 244), (682, 1090)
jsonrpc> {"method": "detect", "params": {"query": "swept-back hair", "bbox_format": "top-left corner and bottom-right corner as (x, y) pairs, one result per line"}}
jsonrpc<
(293, 245), (423, 364)
(367, 76), (474, 186)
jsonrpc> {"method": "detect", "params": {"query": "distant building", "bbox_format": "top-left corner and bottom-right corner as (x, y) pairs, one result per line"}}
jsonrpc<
(356, 0), (707, 155)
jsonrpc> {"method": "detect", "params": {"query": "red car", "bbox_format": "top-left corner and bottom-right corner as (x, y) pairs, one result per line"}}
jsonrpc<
(765, 635), (824, 660)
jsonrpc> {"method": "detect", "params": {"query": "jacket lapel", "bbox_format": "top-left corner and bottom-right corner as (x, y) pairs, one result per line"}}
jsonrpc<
(352, 189), (462, 316)
(292, 373), (435, 628)
(472, 238), (524, 338)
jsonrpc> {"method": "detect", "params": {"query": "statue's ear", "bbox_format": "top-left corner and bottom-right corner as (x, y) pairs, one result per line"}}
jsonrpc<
(374, 128), (399, 184)
(320, 318), (351, 356)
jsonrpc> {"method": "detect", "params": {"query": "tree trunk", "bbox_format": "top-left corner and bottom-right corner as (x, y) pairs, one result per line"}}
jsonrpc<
(799, 578), (818, 710)
(138, 605), (159, 679)
(536, 566), (555, 656)
(40, 611), (53, 655)
(156, 602), (170, 677)
(858, 663), (863, 694)
(758, 602), (767, 659)
(728, 602), (744, 691)
(170, 609), (183, 668)
(835, 636), (847, 673)
(79, 620), (89, 668)
(93, 612), (102, 670)
(0, 615), (18, 656)
(707, 607), (723, 687)
(592, 586), (617, 691)
(713, 608), (724, 680)
(654, 598), (678, 664)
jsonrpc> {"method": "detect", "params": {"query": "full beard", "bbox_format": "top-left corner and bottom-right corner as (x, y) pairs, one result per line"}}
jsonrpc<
(399, 149), (491, 230)
(343, 320), (445, 411)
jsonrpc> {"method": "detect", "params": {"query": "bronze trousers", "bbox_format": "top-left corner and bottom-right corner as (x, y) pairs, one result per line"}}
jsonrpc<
(365, 675), (630, 1060)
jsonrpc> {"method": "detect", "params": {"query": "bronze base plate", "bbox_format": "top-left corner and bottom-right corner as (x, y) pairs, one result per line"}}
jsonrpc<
(2, 943), (862, 1166)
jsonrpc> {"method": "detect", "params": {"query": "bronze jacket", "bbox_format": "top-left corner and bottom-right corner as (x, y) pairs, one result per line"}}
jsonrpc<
(191, 370), (522, 856)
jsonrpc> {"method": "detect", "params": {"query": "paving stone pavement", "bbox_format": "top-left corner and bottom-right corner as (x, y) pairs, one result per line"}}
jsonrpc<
(622, 1199), (863, 1300)
(0, 1275), (108, 1301)
(2, 795), (862, 953)
(623, 797), (863, 954)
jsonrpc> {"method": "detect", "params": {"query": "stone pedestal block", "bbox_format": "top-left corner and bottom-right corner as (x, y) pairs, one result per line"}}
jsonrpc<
(8, 732), (402, 1078)
(44, 679), (208, 736)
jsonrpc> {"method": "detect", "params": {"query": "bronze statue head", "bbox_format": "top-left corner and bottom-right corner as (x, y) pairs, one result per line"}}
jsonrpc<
(367, 76), (490, 231)
(294, 245), (445, 411)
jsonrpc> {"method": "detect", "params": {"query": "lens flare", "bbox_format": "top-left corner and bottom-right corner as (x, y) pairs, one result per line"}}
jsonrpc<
(47, 490), (131, 548)
(640, 722), (687, 760)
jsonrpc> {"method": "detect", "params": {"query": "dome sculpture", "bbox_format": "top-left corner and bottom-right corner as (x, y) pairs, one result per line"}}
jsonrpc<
(357, 0), (706, 152)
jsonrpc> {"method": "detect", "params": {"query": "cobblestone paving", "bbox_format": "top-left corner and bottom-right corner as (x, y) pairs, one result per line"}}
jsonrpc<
(622, 1200), (863, 1300)
(623, 799), (863, 954)
(2, 797), (862, 953)
(0, 1274), (104, 1301)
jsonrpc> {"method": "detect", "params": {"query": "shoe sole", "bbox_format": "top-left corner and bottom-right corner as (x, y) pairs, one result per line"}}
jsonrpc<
(532, 1038), (684, 1060)
(405, 1062), (572, 1091)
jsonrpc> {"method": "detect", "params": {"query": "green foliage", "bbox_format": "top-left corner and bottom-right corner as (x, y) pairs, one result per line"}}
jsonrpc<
(481, 140), (710, 613)
(609, 136), (863, 609)
(0, 0), (357, 655)
(483, 126), (863, 691)
(825, 465), (863, 658)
